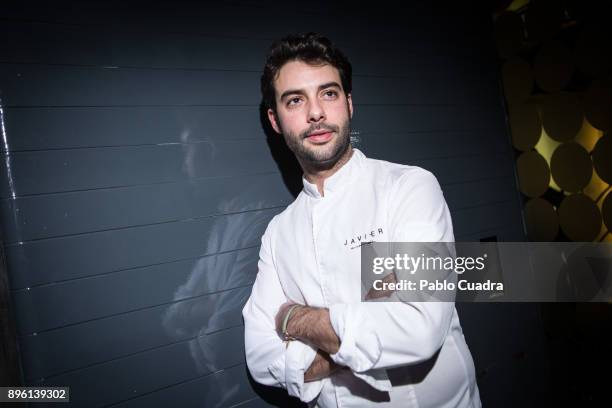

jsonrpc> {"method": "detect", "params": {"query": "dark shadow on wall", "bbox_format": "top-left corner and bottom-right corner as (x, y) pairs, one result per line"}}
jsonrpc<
(252, 96), (307, 404)
(259, 102), (303, 199)
(247, 371), (306, 408)
(0, 242), (23, 389)
(251, 105), (305, 406)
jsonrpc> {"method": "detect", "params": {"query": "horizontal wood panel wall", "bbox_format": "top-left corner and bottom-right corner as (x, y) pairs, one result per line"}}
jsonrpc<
(0, 1), (547, 407)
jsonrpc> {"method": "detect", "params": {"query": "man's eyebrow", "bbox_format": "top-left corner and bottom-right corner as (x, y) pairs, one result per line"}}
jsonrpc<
(279, 82), (342, 101)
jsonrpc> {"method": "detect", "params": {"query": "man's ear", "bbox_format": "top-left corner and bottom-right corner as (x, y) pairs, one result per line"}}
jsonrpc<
(267, 108), (282, 134)
(347, 93), (354, 119)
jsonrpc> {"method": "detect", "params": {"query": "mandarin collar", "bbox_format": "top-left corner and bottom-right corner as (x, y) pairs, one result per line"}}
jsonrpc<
(301, 148), (365, 198)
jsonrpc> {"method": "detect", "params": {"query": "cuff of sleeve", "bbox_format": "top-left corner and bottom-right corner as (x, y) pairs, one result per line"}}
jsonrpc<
(268, 341), (323, 403)
(328, 304), (391, 392)
(328, 303), (383, 373)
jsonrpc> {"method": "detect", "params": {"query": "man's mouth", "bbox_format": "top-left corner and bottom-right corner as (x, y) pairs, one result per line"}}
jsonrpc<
(305, 131), (334, 143)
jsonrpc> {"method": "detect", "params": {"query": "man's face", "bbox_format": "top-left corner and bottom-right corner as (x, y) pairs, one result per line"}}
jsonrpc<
(267, 60), (353, 169)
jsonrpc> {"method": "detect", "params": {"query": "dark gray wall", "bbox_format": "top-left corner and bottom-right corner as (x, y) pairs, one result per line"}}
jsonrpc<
(0, 1), (552, 407)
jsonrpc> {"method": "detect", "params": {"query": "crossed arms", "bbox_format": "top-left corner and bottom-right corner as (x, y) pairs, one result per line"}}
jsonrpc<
(242, 170), (456, 402)
(274, 274), (400, 382)
(243, 238), (455, 403)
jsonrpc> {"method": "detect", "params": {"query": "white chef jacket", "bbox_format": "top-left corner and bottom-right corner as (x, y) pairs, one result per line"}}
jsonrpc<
(242, 148), (481, 408)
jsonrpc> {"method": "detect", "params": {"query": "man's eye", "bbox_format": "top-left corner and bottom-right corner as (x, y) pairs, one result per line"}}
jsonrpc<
(287, 97), (301, 106)
(323, 90), (338, 98)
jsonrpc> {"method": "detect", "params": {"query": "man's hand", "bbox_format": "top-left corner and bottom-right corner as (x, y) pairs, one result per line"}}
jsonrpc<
(365, 272), (397, 300)
(304, 349), (341, 382)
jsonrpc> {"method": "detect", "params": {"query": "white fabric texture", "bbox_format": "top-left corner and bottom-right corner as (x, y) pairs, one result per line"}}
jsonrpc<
(243, 149), (482, 407)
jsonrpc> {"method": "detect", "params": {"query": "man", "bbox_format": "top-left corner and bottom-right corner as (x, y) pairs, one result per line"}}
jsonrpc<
(243, 33), (481, 407)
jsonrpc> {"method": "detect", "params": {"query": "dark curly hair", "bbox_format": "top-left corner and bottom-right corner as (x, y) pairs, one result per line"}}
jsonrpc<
(261, 32), (353, 112)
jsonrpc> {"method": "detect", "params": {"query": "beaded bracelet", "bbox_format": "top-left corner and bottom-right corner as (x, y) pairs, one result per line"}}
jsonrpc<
(281, 304), (301, 341)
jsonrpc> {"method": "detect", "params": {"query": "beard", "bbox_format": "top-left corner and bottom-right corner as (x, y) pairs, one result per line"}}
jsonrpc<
(281, 116), (351, 171)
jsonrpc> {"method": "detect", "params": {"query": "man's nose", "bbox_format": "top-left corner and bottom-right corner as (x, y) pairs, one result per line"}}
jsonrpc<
(307, 100), (325, 123)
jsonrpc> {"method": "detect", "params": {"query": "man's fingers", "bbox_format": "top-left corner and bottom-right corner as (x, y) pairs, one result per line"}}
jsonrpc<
(365, 272), (396, 300)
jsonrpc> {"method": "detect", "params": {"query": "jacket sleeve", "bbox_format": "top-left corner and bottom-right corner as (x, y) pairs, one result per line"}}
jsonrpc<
(242, 220), (324, 403)
(328, 169), (457, 374)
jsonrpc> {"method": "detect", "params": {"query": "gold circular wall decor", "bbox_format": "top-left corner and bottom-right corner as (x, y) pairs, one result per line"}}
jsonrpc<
(540, 93), (583, 142)
(584, 79), (612, 132)
(550, 142), (593, 192)
(534, 41), (574, 92)
(603, 192), (612, 231)
(517, 150), (551, 197)
(592, 135), (612, 183)
(508, 103), (542, 151)
(502, 57), (534, 104)
(558, 194), (602, 242)
(495, 11), (525, 59)
(524, 198), (559, 241)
